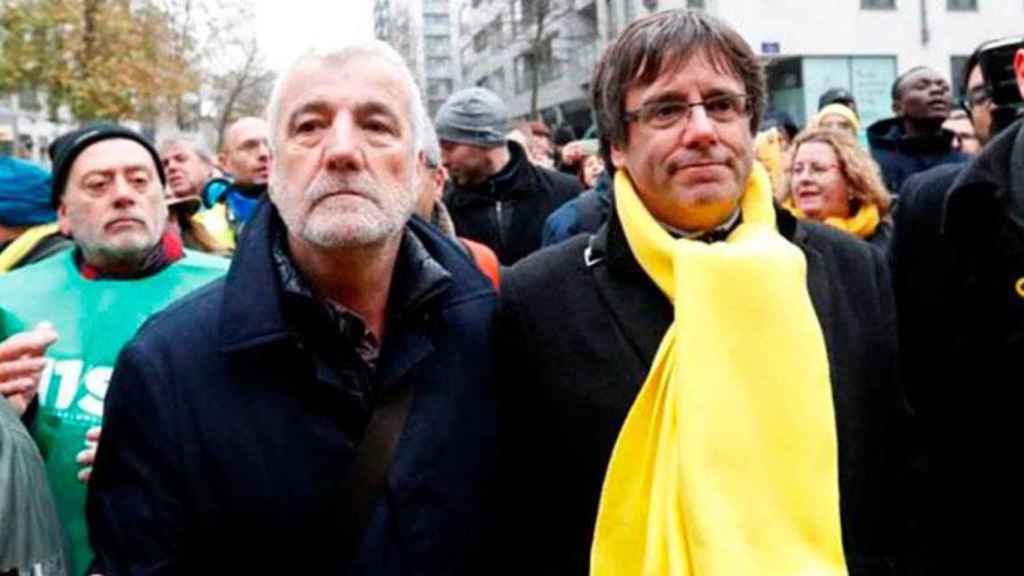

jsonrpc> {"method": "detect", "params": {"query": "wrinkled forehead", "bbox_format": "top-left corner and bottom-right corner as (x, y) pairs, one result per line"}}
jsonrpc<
(278, 54), (414, 127)
(71, 139), (158, 179)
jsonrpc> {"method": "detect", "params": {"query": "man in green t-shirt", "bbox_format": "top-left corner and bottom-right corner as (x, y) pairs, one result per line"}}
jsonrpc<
(0, 123), (226, 576)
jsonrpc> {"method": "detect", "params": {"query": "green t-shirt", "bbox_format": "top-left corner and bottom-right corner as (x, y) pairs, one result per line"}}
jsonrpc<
(0, 250), (227, 576)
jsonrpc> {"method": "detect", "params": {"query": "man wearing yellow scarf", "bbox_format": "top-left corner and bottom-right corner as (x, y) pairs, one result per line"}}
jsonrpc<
(498, 9), (911, 576)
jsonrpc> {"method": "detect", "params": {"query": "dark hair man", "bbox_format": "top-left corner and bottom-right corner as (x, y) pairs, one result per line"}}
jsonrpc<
(499, 9), (909, 575)
(0, 123), (227, 576)
(86, 41), (496, 575)
(436, 87), (582, 264)
(961, 46), (995, 147)
(867, 66), (966, 194)
(891, 36), (1024, 575)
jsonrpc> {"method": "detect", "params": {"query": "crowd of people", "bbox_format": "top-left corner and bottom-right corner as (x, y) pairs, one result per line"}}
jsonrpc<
(9, 5), (1017, 574)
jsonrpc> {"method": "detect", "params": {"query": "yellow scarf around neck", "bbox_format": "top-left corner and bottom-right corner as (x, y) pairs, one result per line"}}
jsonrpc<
(590, 164), (847, 576)
(789, 202), (881, 240)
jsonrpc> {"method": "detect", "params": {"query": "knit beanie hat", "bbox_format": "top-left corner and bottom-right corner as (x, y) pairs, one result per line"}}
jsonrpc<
(434, 87), (509, 148)
(48, 123), (166, 208)
(814, 103), (861, 132)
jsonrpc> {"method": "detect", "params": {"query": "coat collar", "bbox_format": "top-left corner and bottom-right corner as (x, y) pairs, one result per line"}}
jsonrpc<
(218, 200), (454, 354)
(445, 141), (535, 206)
(942, 118), (1024, 239)
(584, 197), (819, 367)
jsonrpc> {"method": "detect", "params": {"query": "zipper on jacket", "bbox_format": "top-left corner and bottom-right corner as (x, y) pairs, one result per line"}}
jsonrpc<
(494, 199), (506, 253)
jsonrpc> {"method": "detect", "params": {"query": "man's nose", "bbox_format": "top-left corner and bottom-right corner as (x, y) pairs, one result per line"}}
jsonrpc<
(324, 115), (363, 173)
(680, 105), (718, 148)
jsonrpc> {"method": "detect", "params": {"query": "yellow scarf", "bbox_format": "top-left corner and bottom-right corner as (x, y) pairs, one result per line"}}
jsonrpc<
(0, 222), (60, 273)
(590, 164), (847, 575)
(788, 202), (881, 240)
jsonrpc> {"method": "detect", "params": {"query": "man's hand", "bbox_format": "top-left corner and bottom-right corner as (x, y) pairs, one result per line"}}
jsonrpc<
(77, 426), (102, 483)
(0, 322), (58, 415)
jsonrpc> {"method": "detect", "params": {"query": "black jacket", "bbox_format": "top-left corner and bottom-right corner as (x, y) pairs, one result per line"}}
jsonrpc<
(86, 202), (497, 575)
(443, 141), (581, 265)
(892, 119), (1024, 573)
(499, 205), (910, 575)
(867, 117), (967, 196)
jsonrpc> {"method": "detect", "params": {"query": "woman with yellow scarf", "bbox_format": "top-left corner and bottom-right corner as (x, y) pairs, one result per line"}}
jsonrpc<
(782, 128), (893, 249)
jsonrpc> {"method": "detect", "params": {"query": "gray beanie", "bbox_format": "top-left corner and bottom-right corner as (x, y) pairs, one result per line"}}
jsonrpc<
(434, 87), (508, 148)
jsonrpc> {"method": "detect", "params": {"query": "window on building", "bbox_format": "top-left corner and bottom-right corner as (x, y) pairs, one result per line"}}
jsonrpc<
(861, 0), (895, 9)
(687, 0), (706, 8)
(946, 0), (976, 10)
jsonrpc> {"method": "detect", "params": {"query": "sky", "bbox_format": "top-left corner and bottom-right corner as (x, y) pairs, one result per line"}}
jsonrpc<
(255, 0), (377, 75)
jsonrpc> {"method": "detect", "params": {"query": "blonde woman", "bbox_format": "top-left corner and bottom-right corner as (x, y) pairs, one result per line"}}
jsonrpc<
(782, 128), (893, 249)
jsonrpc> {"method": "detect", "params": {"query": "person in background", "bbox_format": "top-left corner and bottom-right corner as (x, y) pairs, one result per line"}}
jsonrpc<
(209, 117), (270, 233)
(782, 128), (893, 249)
(812, 103), (861, 138)
(416, 122), (500, 289)
(867, 66), (966, 194)
(0, 137), (71, 272)
(819, 87), (858, 116)
(943, 109), (981, 154)
(437, 87), (581, 264)
(158, 136), (236, 253)
(0, 123), (227, 576)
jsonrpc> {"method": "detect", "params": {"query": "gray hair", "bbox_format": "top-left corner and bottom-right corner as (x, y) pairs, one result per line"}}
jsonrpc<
(267, 41), (427, 158)
(157, 134), (214, 165)
(421, 120), (441, 169)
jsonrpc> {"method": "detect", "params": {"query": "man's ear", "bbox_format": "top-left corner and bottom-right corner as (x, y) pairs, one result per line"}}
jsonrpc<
(610, 142), (628, 170)
(57, 202), (71, 237)
(1014, 49), (1024, 100)
(892, 98), (903, 117)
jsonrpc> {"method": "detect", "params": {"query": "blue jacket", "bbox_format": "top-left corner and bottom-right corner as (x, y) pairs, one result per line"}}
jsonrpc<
(86, 201), (497, 575)
(542, 171), (612, 247)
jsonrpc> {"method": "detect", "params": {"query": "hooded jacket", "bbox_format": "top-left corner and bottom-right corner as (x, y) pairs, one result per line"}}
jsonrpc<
(443, 141), (581, 265)
(867, 117), (967, 195)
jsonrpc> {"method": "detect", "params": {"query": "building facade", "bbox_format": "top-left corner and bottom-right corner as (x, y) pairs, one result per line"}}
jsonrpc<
(454, 0), (1024, 133)
(376, 0), (461, 117)
(0, 87), (76, 166)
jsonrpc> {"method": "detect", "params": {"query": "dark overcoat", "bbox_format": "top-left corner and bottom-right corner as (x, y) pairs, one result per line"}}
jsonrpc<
(498, 204), (911, 575)
(86, 202), (497, 575)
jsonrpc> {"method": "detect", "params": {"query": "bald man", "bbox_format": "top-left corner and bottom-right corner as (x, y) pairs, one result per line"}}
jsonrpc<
(213, 117), (270, 232)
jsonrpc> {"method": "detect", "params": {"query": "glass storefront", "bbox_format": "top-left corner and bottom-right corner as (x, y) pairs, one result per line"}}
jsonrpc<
(766, 55), (898, 132)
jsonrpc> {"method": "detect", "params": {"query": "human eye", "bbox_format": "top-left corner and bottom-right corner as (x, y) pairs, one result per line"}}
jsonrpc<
(83, 177), (109, 195)
(644, 102), (686, 126)
(705, 95), (743, 119)
(363, 113), (399, 136)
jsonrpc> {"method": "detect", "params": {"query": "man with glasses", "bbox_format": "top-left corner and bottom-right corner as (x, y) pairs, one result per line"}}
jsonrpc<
(499, 9), (911, 576)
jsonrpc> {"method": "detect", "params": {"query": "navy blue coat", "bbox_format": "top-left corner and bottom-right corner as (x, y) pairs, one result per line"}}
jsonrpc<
(867, 117), (967, 196)
(86, 201), (497, 575)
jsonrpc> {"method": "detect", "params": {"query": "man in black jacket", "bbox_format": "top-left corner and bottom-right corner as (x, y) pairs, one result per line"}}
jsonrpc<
(867, 66), (966, 194)
(436, 87), (581, 264)
(500, 9), (911, 575)
(891, 39), (1024, 576)
(86, 41), (496, 575)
